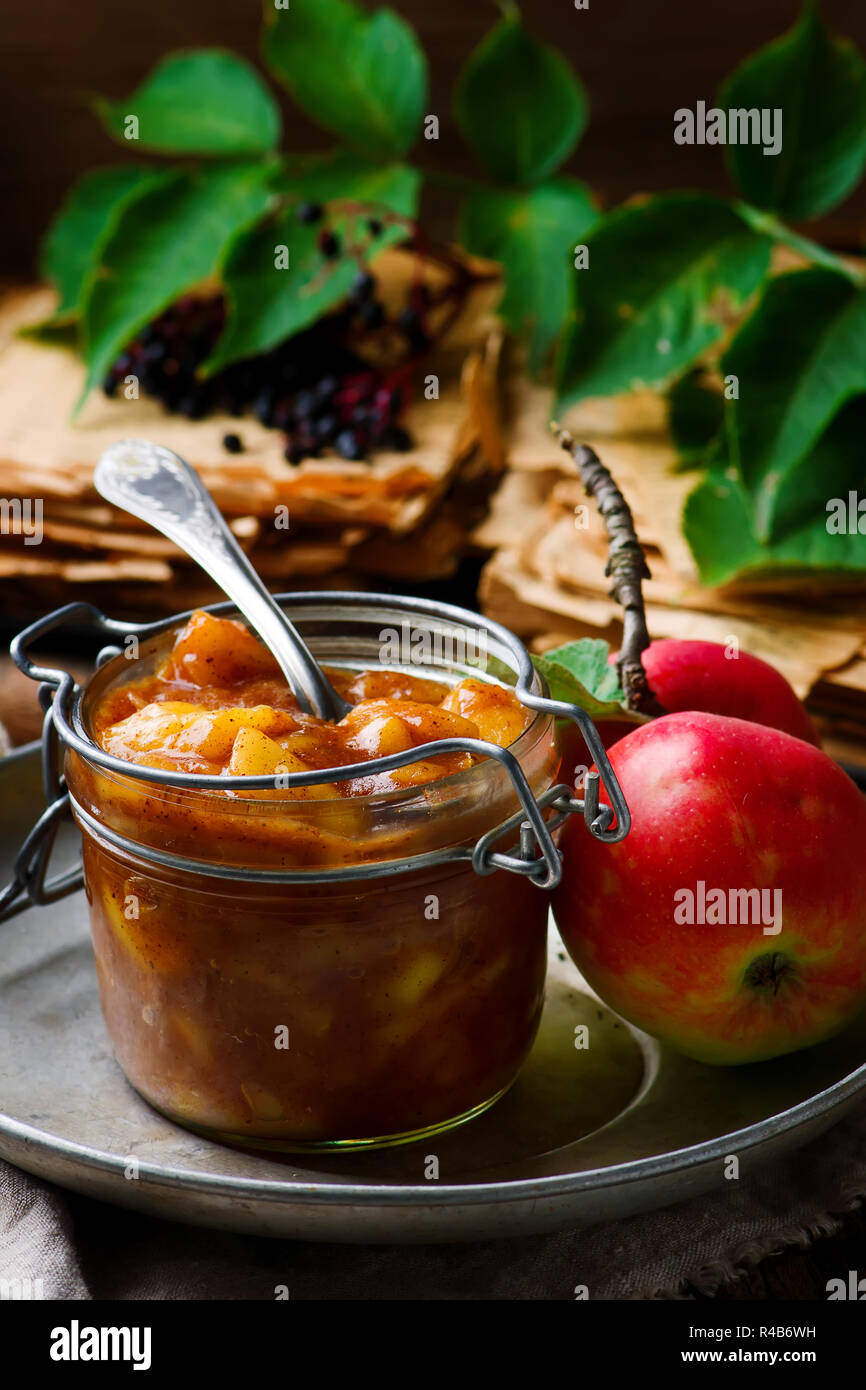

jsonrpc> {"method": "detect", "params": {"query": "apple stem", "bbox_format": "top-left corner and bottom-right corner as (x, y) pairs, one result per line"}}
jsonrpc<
(550, 424), (666, 717)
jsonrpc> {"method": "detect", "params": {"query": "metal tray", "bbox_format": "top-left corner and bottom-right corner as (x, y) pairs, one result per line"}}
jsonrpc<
(1, 743), (865, 1243)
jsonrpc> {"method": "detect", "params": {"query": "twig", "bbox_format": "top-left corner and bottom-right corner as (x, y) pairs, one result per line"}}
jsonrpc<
(551, 424), (665, 716)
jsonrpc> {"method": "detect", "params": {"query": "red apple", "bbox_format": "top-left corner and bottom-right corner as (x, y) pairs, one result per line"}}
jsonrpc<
(554, 711), (866, 1064)
(642, 639), (819, 745)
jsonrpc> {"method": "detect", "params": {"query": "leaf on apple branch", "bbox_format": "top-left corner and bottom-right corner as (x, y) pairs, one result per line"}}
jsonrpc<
(533, 639), (645, 724)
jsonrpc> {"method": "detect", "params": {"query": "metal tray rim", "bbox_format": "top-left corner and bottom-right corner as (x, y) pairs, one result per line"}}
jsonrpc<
(3, 1049), (865, 1210)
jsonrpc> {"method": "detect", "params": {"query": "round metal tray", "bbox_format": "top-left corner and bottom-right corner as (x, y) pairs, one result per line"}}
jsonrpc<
(1, 743), (865, 1243)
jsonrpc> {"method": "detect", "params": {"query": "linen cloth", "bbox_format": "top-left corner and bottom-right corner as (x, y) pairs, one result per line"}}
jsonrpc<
(1, 1105), (864, 1300)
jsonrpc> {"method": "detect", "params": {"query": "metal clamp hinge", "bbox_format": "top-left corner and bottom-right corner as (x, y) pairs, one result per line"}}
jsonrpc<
(471, 771), (614, 891)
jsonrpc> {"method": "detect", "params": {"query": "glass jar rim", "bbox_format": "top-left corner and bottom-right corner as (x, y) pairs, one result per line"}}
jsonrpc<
(68, 590), (552, 807)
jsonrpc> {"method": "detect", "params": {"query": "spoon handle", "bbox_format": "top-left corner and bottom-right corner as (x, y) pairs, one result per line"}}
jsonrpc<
(95, 440), (350, 720)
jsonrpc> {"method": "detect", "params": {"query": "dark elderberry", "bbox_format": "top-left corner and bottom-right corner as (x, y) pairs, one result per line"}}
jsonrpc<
(294, 389), (318, 420)
(315, 414), (339, 442)
(350, 271), (376, 302)
(380, 424), (412, 452)
(102, 287), (417, 466)
(335, 429), (365, 461)
(315, 375), (338, 400)
(253, 389), (275, 426)
(318, 230), (340, 259)
(297, 202), (324, 225)
(358, 301), (385, 331)
(398, 306), (428, 350)
(271, 399), (293, 431)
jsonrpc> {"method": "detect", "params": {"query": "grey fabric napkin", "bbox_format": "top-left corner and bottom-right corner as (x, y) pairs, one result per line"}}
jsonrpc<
(2, 1104), (864, 1300)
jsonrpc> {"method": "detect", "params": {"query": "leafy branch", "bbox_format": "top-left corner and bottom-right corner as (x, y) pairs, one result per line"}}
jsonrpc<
(555, 0), (866, 589)
(36, 0), (596, 405)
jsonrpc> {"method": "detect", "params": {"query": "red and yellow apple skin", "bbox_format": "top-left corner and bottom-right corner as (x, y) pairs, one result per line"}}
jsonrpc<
(641, 639), (820, 746)
(553, 711), (866, 1065)
(554, 639), (817, 789)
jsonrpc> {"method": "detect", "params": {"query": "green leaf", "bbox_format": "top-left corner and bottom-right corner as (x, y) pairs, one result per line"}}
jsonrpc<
(79, 162), (275, 404)
(736, 200), (866, 286)
(719, 3), (866, 221)
(459, 178), (596, 373)
(555, 194), (771, 412)
(722, 268), (866, 540)
(667, 370), (726, 466)
(684, 399), (866, 587)
(38, 165), (159, 323)
(203, 157), (419, 374)
(533, 639), (637, 720)
(96, 50), (281, 156)
(453, 15), (587, 185)
(280, 147), (420, 217)
(17, 320), (80, 348)
(262, 0), (427, 160)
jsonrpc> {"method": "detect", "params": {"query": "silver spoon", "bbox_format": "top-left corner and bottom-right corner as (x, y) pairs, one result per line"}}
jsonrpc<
(95, 439), (351, 721)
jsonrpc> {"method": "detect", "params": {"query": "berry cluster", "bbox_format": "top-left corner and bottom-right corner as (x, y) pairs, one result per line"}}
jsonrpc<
(103, 297), (415, 463)
(102, 200), (427, 464)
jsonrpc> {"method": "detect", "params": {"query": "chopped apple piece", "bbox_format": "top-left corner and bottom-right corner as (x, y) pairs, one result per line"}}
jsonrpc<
(227, 727), (334, 798)
(226, 726), (290, 776)
(160, 609), (280, 687)
(386, 753), (474, 787)
(173, 706), (291, 761)
(441, 678), (530, 748)
(101, 703), (198, 754)
(347, 714), (415, 758)
(341, 698), (479, 743)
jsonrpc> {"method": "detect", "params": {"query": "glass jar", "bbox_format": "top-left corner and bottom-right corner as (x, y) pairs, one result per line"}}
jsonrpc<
(62, 595), (563, 1151)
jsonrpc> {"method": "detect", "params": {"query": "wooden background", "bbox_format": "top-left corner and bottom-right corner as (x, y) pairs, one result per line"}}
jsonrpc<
(3, 0), (866, 276)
